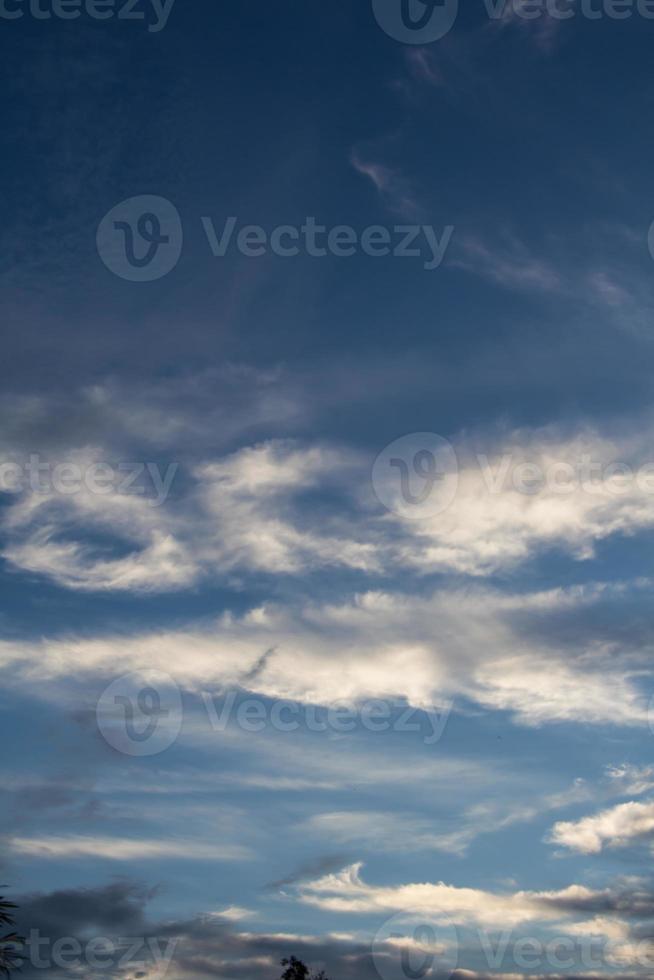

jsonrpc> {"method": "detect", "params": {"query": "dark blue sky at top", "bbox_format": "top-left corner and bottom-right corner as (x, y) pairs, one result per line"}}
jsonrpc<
(1, 1), (654, 425)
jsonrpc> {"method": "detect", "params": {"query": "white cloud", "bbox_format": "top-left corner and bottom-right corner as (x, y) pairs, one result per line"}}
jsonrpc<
(208, 906), (256, 922)
(454, 235), (562, 293)
(604, 764), (654, 798)
(350, 149), (418, 218)
(301, 790), (593, 857)
(296, 862), (615, 929)
(0, 441), (378, 592)
(5, 420), (654, 592)
(549, 800), (654, 854)
(0, 581), (649, 729)
(8, 835), (252, 861)
(393, 429), (654, 576)
(194, 443), (378, 575)
(303, 811), (474, 857)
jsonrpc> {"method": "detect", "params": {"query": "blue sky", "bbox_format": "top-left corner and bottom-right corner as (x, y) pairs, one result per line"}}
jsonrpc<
(3, 2), (654, 979)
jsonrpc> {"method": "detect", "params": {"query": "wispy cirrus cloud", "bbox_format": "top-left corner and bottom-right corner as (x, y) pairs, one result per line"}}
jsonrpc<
(0, 580), (650, 729)
(350, 148), (420, 218)
(484, 0), (564, 52)
(8, 834), (252, 861)
(453, 233), (563, 293)
(5, 420), (654, 591)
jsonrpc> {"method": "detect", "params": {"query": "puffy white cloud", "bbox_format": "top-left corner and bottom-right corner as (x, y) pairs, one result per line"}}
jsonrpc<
(549, 800), (654, 854)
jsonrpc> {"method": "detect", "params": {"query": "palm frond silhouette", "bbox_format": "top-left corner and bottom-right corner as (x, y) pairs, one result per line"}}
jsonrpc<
(0, 892), (23, 978)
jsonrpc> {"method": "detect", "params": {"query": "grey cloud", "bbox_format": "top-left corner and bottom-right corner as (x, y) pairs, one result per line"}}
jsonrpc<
(10, 879), (654, 980)
(266, 854), (353, 890)
(15, 880), (157, 938)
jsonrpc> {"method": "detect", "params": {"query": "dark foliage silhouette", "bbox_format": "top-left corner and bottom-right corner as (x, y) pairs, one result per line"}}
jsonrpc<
(280, 955), (328, 980)
(0, 892), (22, 978)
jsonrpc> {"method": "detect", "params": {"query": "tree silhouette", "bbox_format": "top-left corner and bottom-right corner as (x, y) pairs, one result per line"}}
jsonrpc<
(280, 956), (328, 980)
(0, 892), (22, 978)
